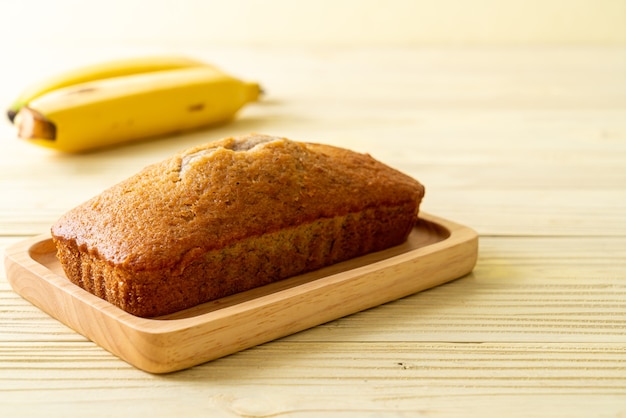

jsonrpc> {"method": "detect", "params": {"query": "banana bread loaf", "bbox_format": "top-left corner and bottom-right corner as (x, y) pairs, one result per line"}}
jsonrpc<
(51, 134), (425, 317)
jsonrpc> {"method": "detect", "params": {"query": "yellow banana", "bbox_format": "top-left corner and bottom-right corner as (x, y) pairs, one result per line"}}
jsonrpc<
(7, 55), (207, 122)
(14, 66), (261, 153)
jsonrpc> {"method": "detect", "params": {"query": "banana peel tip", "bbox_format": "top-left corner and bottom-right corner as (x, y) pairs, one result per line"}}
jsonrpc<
(7, 109), (17, 124)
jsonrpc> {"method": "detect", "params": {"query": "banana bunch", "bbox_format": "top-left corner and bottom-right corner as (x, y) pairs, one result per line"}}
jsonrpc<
(8, 56), (261, 153)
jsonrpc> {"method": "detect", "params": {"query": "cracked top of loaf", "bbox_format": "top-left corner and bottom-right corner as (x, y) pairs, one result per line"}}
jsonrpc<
(51, 134), (425, 271)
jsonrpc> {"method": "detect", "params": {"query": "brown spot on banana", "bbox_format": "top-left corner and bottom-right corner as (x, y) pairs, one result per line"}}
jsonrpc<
(187, 103), (205, 112)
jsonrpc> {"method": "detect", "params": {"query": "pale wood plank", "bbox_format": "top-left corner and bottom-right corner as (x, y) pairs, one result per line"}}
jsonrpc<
(0, 46), (625, 416)
(1, 48), (624, 236)
(3, 237), (625, 346)
(0, 341), (624, 417)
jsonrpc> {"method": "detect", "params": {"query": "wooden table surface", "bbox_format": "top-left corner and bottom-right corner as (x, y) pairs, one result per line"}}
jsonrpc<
(1, 46), (625, 417)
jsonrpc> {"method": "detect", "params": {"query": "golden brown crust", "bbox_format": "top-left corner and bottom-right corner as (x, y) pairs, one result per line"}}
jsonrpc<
(51, 134), (425, 317)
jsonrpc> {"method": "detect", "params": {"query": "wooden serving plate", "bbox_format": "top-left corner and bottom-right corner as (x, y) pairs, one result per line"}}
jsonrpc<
(4, 213), (478, 373)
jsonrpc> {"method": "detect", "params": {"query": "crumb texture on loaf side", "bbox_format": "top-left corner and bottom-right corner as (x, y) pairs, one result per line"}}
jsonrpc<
(54, 204), (416, 317)
(51, 134), (425, 317)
